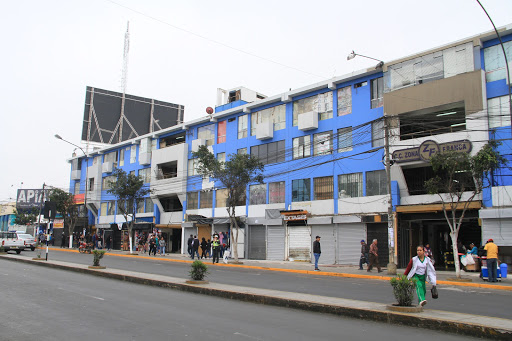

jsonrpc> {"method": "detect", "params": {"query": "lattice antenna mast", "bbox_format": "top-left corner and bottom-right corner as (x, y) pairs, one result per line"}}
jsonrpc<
(121, 21), (130, 94)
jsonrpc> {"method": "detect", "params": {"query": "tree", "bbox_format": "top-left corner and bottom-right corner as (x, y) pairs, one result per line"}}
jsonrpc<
(13, 207), (39, 226)
(193, 145), (264, 262)
(424, 141), (507, 278)
(49, 188), (80, 248)
(107, 168), (151, 253)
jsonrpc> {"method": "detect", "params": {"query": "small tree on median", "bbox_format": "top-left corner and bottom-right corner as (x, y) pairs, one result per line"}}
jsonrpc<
(107, 168), (151, 254)
(424, 141), (507, 279)
(49, 188), (80, 248)
(192, 145), (264, 262)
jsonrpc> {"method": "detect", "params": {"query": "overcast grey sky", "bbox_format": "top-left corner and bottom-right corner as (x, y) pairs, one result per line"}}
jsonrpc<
(2, 0), (512, 204)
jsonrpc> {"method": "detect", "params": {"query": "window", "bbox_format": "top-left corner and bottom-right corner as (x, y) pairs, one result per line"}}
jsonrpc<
(250, 140), (285, 165)
(269, 181), (285, 204)
(157, 161), (177, 179)
(88, 178), (94, 192)
(237, 148), (247, 155)
(136, 199), (145, 214)
(200, 191), (213, 209)
(251, 104), (286, 136)
(483, 41), (512, 82)
(372, 120), (385, 147)
(488, 95), (511, 128)
(216, 188), (228, 208)
(293, 136), (311, 160)
(198, 124), (215, 146)
(129, 170), (135, 176)
(314, 176), (333, 200)
(293, 92), (333, 126)
(313, 132), (332, 156)
(399, 106), (466, 140)
(238, 114), (248, 139)
(160, 133), (186, 148)
(337, 86), (352, 116)
(188, 159), (199, 176)
(100, 202), (108, 216)
(160, 195), (183, 212)
(107, 200), (116, 215)
(249, 184), (266, 205)
(74, 182), (80, 194)
(145, 197), (154, 213)
(217, 152), (226, 164)
(139, 168), (151, 183)
(338, 173), (363, 198)
(366, 170), (388, 196)
(217, 120), (227, 144)
(119, 149), (125, 167)
(72, 159), (82, 171)
(102, 175), (116, 190)
(338, 127), (353, 152)
(130, 145), (137, 163)
(292, 179), (310, 202)
(370, 77), (383, 109)
(187, 192), (198, 210)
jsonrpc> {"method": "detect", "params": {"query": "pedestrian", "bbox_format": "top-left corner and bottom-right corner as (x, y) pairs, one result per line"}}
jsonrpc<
(405, 245), (437, 307)
(61, 232), (66, 248)
(187, 234), (193, 257)
(159, 236), (166, 255)
(367, 239), (382, 273)
(138, 236), (145, 254)
(206, 239), (212, 258)
(149, 235), (157, 256)
(313, 235), (321, 271)
(192, 235), (200, 259)
(106, 235), (112, 251)
(200, 237), (208, 259)
(92, 233), (97, 249)
(359, 239), (369, 270)
(212, 234), (220, 264)
(97, 234), (103, 249)
(484, 238), (499, 283)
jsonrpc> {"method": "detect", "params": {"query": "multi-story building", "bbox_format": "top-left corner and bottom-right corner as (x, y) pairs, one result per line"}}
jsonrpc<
(66, 24), (512, 267)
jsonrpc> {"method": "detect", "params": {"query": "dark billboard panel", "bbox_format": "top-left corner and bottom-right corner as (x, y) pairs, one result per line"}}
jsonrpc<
(82, 87), (184, 144)
(16, 189), (50, 210)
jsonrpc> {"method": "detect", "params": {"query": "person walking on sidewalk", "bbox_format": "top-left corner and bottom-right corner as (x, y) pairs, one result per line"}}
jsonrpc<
(359, 240), (369, 270)
(405, 245), (437, 307)
(200, 237), (208, 259)
(212, 235), (220, 264)
(192, 236), (200, 260)
(187, 234), (193, 257)
(159, 237), (166, 256)
(367, 239), (382, 273)
(484, 239), (499, 283)
(313, 236), (321, 271)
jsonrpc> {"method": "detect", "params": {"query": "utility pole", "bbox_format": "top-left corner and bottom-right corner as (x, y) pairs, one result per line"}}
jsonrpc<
(385, 116), (397, 275)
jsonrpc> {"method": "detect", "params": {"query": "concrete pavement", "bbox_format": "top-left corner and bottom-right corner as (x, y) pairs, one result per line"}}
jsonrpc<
(1, 250), (511, 339)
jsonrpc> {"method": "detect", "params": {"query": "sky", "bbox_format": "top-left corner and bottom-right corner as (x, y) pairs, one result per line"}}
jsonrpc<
(2, 0), (512, 204)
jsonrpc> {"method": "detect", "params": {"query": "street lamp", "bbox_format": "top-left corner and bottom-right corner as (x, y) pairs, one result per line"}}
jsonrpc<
(347, 52), (396, 274)
(55, 134), (89, 248)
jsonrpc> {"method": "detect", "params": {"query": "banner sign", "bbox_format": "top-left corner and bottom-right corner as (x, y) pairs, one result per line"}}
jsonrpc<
(74, 193), (85, 205)
(392, 140), (472, 163)
(16, 189), (51, 210)
(53, 219), (64, 228)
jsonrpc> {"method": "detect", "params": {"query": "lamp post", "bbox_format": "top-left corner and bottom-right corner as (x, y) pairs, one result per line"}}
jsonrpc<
(347, 51), (397, 274)
(55, 134), (89, 248)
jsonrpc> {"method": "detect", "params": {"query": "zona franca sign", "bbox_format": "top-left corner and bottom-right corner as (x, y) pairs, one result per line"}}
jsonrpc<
(392, 140), (472, 163)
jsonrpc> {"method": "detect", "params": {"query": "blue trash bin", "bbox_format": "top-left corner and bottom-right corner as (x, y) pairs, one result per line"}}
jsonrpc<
(501, 263), (508, 279)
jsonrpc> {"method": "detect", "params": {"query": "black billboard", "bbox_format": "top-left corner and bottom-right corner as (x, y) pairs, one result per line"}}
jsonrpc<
(82, 87), (184, 144)
(16, 189), (51, 210)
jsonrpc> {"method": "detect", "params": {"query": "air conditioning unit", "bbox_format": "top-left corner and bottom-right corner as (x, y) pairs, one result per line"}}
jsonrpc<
(191, 139), (206, 152)
(71, 170), (81, 180)
(139, 152), (151, 165)
(256, 120), (273, 140)
(298, 111), (318, 131)
(102, 161), (113, 173)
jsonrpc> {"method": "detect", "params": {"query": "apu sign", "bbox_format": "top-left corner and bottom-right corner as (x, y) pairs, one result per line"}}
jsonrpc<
(16, 189), (50, 210)
(392, 140), (472, 163)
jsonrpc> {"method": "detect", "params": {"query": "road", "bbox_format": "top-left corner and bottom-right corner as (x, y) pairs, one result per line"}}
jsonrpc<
(1, 260), (488, 341)
(12, 249), (512, 320)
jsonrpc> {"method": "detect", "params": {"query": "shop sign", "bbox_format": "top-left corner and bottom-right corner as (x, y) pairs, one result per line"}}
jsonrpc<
(74, 193), (85, 205)
(392, 140), (472, 163)
(283, 214), (307, 221)
(53, 219), (64, 228)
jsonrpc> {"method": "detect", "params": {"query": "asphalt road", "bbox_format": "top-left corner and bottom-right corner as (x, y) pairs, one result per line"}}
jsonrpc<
(1, 261), (488, 341)
(12, 249), (512, 320)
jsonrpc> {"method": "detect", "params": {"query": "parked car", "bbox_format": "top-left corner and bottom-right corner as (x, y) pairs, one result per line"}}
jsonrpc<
(0, 231), (25, 254)
(16, 232), (37, 251)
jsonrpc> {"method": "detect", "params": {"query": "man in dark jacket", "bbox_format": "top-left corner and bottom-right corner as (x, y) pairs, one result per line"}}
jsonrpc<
(187, 234), (193, 257)
(359, 240), (369, 270)
(192, 236), (200, 259)
(313, 236), (321, 271)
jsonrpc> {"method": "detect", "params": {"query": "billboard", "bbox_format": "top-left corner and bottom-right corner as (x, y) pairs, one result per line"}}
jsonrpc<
(82, 86), (184, 144)
(16, 189), (50, 210)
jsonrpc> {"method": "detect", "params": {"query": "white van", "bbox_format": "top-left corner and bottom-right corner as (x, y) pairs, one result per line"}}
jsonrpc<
(0, 231), (25, 254)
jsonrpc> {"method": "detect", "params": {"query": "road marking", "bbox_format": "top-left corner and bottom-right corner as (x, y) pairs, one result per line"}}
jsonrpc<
(234, 332), (263, 340)
(58, 287), (105, 301)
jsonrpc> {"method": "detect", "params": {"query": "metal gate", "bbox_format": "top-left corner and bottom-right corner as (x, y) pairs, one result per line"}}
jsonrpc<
(288, 225), (311, 261)
(248, 225), (266, 259)
(267, 226), (285, 260)
(311, 225), (335, 264)
(338, 223), (365, 265)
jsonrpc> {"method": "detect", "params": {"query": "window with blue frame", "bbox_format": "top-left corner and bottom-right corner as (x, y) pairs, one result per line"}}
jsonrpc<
(488, 95), (511, 128)
(251, 104), (286, 136)
(293, 92), (333, 126)
(293, 136), (311, 160)
(269, 181), (285, 204)
(292, 179), (311, 202)
(483, 41), (512, 83)
(370, 77), (384, 109)
(145, 197), (154, 213)
(198, 124), (215, 146)
(238, 115), (248, 139)
(366, 170), (387, 196)
(200, 191), (213, 209)
(249, 184), (266, 205)
(338, 173), (363, 198)
(187, 192), (198, 210)
(74, 181), (80, 195)
(338, 127), (353, 152)
(250, 140), (285, 165)
(337, 86), (352, 116)
(313, 132), (332, 156)
(372, 120), (385, 147)
(314, 176), (333, 200)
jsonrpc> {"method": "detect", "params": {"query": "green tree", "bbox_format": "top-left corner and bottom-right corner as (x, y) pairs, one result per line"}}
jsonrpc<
(49, 188), (80, 247)
(107, 168), (151, 253)
(13, 207), (39, 226)
(424, 141), (507, 278)
(193, 145), (264, 262)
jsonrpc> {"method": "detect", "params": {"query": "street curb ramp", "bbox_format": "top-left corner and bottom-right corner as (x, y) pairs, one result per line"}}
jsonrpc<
(3, 255), (511, 340)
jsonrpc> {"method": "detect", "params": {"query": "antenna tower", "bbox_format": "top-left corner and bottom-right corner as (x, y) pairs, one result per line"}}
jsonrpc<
(118, 21), (130, 143)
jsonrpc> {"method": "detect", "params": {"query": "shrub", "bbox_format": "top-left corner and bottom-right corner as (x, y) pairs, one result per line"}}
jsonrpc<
(92, 250), (106, 266)
(189, 260), (209, 281)
(390, 274), (416, 306)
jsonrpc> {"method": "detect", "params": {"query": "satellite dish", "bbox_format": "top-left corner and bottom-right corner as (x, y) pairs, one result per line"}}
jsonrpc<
(206, 107), (214, 115)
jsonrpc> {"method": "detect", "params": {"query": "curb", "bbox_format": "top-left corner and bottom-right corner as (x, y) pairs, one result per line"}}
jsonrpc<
(2, 255), (511, 340)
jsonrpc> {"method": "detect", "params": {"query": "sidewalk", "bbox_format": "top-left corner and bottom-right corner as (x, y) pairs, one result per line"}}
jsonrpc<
(2, 252), (511, 340)
(56, 247), (511, 291)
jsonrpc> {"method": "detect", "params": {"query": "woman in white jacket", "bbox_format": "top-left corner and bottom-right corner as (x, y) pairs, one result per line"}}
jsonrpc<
(406, 245), (437, 307)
